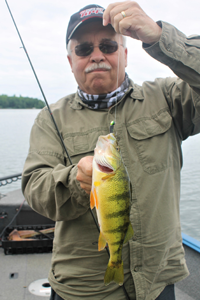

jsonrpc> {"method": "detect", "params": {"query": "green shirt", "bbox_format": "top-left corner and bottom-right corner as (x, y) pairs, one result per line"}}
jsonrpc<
(22, 21), (200, 300)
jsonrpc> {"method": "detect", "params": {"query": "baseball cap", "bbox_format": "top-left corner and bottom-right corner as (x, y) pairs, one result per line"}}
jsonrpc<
(66, 4), (105, 46)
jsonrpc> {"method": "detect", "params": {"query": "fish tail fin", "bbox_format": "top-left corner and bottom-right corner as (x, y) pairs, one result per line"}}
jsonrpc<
(123, 222), (134, 244)
(104, 261), (124, 286)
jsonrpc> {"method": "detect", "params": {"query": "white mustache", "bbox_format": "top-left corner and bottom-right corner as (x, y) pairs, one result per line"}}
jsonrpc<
(85, 63), (111, 73)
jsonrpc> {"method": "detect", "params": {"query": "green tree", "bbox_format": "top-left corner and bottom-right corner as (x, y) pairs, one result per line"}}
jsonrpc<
(0, 94), (45, 109)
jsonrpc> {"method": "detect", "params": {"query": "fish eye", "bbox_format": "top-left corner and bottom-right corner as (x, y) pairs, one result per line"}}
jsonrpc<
(116, 146), (120, 152)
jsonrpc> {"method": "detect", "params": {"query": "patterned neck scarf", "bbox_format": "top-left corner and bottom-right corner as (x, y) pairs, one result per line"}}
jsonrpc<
(77, 73), (130, 109)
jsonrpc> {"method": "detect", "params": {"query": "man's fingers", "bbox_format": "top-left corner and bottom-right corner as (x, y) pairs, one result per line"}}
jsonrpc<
(103, 1), (162, 44)
(76, 171), (92, 185)
(103, 2), (116, 26)
(77, 156), (93, 174)
(79, 182), (92, 195)
(103, 1), (137, 27)
(76, 156), (93, 193)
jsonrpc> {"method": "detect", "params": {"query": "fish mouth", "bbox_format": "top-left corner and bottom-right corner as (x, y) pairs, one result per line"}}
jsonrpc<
(97, 163), (113, 173)
(95, 157), (114, 174)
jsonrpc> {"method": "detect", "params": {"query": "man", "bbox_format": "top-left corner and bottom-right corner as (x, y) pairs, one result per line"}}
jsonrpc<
(22, 2), (200, 300)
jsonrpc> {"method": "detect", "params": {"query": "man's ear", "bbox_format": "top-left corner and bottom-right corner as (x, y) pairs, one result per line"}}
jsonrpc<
(67, 55), (73, 73)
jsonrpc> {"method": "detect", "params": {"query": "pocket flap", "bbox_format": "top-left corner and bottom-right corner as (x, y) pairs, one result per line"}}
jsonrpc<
(64, 129), (108, 156)
(127, 110), (172, 140)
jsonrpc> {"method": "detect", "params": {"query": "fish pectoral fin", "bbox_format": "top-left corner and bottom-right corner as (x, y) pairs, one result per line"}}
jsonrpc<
(102, 173), (115, 180)
(90, 190), (95, 209)
(123, 222), (134, 244)
(98, 231), (107, 251)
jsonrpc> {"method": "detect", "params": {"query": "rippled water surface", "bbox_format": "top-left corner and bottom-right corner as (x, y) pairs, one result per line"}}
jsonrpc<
(0, 109), (39, 188)
(0, 109), (200, 241)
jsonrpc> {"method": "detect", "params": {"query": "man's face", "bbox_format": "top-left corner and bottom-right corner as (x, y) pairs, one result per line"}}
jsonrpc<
(67, 21), (127, 95)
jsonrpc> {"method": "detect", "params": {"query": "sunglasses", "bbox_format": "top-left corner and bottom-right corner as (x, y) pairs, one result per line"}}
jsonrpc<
(74, 40), (123, 57)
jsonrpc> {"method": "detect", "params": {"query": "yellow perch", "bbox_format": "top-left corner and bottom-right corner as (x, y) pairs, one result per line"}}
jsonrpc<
(90, 133), (134, 286)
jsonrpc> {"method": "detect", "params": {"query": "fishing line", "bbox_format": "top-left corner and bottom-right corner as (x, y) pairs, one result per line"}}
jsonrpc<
(107, 14), (131, 300)
(109, 35), (121, 135)
(115, 34), (131, 300)
(110, 30), (123, 135)
(115, 33), (121, 129)
(94, 5), (130, 300)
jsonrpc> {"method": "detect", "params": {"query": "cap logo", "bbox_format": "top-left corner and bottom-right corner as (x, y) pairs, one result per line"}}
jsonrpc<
(80, 7), (104, 18)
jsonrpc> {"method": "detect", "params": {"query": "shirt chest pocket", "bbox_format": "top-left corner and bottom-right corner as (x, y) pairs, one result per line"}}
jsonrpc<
(127, 110), (173, 174)
(63, 129), (108, 166)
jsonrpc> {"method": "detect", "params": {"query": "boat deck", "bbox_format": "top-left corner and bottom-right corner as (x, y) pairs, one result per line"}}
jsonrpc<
(0, 248), (51, 299)
(176, 244), (200, 300)
(0, 245), (199, 300)
(0, 190), (200, 299)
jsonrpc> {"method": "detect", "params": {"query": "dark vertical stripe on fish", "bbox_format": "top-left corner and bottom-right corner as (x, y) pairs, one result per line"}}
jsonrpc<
(110, 238), (124, 246)
(105, 207), (130, 219)
(104, 222), (129, 234)
(106, 190), (130, 202)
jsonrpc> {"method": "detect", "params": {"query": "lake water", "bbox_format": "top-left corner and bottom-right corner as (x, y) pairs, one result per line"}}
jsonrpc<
(0, 109), (200, 241)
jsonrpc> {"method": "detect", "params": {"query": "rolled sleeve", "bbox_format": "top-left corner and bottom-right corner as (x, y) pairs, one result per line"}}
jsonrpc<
(22, 110), (90, 222)
(143, 21), (200, 91)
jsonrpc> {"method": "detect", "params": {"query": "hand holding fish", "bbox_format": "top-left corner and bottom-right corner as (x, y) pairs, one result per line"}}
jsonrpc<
(77, 156), (93, 194)
(103, 1), (162, 45)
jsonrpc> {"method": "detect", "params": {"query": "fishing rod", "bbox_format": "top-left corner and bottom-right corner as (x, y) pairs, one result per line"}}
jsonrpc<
(4, 0), (102, 235)
(5, 0), (73, 166)
(5, 2), (130, 299)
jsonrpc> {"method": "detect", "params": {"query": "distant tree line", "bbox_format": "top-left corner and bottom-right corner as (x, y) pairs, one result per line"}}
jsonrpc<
(0, 94), (45, 109)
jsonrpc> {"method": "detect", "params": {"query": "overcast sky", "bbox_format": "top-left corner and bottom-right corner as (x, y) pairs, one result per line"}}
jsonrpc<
(1, 0), (199, 104)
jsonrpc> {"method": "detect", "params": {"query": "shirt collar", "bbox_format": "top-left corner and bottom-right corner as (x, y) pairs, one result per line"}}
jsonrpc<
(70, 79), (144, 110)
(129, 79), (144, 101)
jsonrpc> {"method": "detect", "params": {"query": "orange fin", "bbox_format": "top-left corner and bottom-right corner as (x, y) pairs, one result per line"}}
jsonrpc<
(90, 190), (95, 209)
(94, 188), (99, 209)
(98, 231), (107, 251)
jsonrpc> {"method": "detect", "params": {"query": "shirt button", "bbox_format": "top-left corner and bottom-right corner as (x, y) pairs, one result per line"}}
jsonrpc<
(133, 235), (137, 241)
(166, 44), (171, 51)
(134, 266), (139, 272)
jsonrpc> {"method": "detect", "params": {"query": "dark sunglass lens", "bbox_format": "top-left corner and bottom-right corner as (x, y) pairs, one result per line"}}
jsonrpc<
(99, 41), (118, 54)
(75, 44), (93, 56)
